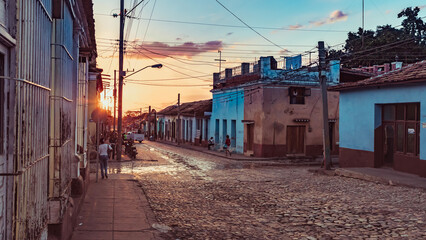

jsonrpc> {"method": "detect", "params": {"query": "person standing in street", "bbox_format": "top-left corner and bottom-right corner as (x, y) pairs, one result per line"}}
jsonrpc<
(99, 138), (112, 179)
(208, 137), (215, 150)
(224, 135), (231, 156)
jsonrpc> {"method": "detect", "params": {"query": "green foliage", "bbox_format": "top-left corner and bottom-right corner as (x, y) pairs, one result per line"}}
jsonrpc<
(329, 7), (426, 68)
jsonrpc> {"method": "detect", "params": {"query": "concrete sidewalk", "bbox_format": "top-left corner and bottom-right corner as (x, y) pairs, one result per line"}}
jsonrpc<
(70, 173), (166, 240)
(335, 167), (426, 190)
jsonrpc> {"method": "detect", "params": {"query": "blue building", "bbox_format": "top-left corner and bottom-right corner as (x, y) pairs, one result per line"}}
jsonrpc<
(331, 61), (426, 177)
(210, 56), (341, 156)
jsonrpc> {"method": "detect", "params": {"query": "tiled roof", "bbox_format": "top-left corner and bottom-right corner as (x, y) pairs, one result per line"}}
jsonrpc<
(158, 99), (212, 117)
(330, 60), (426, 91)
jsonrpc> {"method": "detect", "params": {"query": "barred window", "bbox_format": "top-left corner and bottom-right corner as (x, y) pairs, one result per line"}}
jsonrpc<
(383, 103), (420, 156)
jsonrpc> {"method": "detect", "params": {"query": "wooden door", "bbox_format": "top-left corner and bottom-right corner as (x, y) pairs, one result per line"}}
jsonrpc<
(383, 124), (395, 164)
(247, 124), (254, 151)
(287, 126), (305, 154)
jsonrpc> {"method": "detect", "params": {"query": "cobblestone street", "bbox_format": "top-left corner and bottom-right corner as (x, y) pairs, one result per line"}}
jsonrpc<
(110, 142), (426, 240)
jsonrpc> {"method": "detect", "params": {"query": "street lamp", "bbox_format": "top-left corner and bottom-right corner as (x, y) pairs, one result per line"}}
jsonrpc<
(116, 63), (163, 161)
(125, 64), (163, 79)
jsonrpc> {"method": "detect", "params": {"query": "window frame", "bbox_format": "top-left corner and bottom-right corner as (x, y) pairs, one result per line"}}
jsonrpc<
(289, 87), (306, 105)
(382, 103), (420, 156)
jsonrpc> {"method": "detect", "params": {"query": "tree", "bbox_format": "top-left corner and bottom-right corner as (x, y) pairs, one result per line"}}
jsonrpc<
(398, 7), (426, 44)
(329, 7), (426, 68)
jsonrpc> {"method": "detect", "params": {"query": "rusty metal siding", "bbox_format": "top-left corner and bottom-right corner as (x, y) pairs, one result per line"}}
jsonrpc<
(76, 58), (89, 170)
(49, 0), (77, 208)
(13, 0), (53, 239)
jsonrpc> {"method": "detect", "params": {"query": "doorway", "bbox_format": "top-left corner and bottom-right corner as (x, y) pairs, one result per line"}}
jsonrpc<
(231, 120), (236, 147)
(222, 119), (227, 144)
(287, 126), (305, 154)
(383, 124), (394, 164)
(246, 124), (254, 151)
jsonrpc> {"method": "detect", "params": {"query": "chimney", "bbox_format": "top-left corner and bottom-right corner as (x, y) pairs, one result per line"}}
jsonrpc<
(225, 68), (232, 79)
(269, 56), (277, 70)
(373, 65), (379, 75)
(384, 63), (390, 73)
(241, 63), (250, 75)
(391, 62), (403, 70)
(213, 73), (220, 85)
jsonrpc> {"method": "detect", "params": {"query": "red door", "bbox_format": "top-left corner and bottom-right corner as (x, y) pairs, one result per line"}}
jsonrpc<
(287, 126), (305, 154)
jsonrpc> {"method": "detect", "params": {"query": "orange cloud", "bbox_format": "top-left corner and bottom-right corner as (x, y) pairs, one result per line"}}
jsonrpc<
(288, 24), (303, 30)
(309, 10), (348, 27)
(127, 41), (224, 59)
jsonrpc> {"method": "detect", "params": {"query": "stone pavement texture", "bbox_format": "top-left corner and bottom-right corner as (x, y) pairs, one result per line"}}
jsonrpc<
(70, 173), (164, 240)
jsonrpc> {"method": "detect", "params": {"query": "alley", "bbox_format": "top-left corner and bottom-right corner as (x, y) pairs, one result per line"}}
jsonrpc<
(108, 142), (426, 240)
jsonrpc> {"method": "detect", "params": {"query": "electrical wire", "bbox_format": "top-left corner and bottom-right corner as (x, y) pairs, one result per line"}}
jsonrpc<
(129, 43), (215, 76)
(94, 13), (349, 33)
(125, 74), (211, 82)
(126, 82), (211, 87)
(215, 0), (291, 53)
(141, 0), (157, 44)
(128, 46), (213, 81)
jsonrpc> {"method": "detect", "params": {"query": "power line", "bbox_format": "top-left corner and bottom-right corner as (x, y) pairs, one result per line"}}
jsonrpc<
(133, 0), (151, 40)
(98, 37), (318, 47)
(125, 74), (211, 82)
(215, 0), (291, 52)
(126, 0), (146, 15)
(126, 82), (211, 87)
(130, 46), (213, 81)
(132, 45), (219, 66)
(94, 14), (349, 33)
(141, 0), (157, 44)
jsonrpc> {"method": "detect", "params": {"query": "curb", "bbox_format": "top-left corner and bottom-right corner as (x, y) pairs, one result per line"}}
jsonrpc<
(155, 140), (314, 160)
(148, 140), (330, 167)
(334, 168), (424, 189)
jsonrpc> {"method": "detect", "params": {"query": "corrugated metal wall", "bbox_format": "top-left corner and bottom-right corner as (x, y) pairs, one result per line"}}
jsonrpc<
(13, 0), (53, 239)
(49, 1), (77, 202)
(76, 58), (89, 170)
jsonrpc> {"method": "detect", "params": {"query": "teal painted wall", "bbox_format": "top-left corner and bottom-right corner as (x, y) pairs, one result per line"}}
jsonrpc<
(210, 89), (244, 153)
(339, 83), (426, 160)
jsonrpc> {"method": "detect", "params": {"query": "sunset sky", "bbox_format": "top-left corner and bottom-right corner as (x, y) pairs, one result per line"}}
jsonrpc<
(93, 0), (425, 112)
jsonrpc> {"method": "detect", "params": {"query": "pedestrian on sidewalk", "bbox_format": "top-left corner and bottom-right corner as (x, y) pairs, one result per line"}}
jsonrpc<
(208, 137), (215, 150)
(224, 135), (231, 156)
(99, 138), (112, 179)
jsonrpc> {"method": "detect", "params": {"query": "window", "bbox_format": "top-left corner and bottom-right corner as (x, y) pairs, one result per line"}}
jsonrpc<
(383, 103), (420, 156)
(383, 105), (395, 121)
(289, 87), (306, 104)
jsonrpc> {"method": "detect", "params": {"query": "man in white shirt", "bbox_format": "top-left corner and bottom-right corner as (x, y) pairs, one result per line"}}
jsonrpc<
(98, 138), (112, 179)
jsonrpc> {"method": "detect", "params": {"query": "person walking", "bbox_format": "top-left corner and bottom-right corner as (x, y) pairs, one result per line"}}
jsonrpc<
(224, 135), (231, 156)
(98, 138), (112, 179)
(208, 137), (215, 150)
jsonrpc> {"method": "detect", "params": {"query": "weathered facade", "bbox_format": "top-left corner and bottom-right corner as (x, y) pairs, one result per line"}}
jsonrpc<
(158, 99), (212, 146)
(211, 56), (340, 157)
(331, 61), (426, 178)
(0, 0), (98, 239)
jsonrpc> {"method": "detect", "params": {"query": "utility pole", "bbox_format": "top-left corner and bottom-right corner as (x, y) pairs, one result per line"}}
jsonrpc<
(148, 105), (151, 140)
(116, 0), (125, 161)
(361, 0), (365, 48)
(215, 50), (226, 73)
(177, 93), (181, 145)
(113, 70), (117, 133)
(318, 41), (331, 170)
